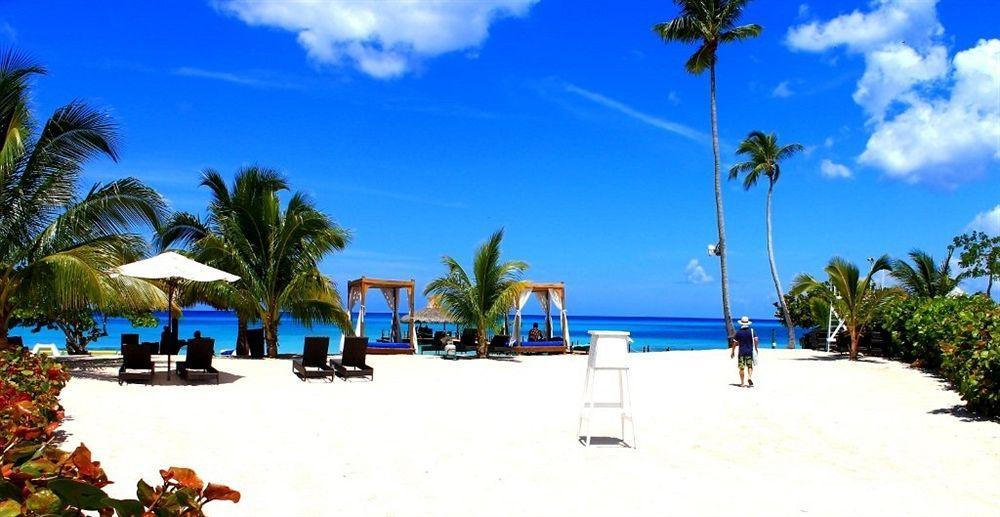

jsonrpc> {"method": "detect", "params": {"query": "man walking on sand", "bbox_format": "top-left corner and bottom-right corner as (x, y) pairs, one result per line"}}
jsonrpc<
(730, 316), (759, 387)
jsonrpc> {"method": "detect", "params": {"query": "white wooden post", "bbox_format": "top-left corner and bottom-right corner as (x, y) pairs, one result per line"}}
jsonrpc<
(578, 330), (637, 449)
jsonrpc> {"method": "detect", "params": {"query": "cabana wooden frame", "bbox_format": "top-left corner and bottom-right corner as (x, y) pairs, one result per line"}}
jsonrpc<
(512, 282), (569, 355)
(347, 277), (417, 355)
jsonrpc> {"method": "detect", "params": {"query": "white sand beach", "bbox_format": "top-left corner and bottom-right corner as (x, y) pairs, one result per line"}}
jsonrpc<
(58, 350), (1000, 517)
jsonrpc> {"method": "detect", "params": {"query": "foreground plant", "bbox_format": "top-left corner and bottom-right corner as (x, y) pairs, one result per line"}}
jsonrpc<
(729, 130), (803, 348)
(791, 256), (897, 361)
(0, 50), (166, 349)
(654, 0), (763, 337)
(425, 229), (528, 357)
(1, 349), (240, 515)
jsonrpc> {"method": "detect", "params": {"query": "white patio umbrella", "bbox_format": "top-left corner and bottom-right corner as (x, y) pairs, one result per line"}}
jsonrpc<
(113, 252), (240, 379)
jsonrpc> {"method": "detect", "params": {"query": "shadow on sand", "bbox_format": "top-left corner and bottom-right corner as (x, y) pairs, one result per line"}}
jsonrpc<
(59, 356), (244, 385)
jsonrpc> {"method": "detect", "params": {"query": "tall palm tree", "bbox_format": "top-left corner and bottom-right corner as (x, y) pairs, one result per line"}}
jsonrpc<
(890, 249), (959, 298)
(790, 256), (897, 360)
(654, 0), (762, 338)
(729, 130), (803, 348)
(424, 229), (528, 357)
(0, 51), (166, 349)
(158, 166), (351, 357)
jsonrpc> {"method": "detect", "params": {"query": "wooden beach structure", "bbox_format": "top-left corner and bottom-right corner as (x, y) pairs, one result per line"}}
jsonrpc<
(345, 277), (417, 355)
(511, 282), (570, 354)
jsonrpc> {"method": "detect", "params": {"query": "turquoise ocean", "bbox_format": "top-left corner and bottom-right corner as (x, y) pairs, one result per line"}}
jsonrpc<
(11, 311), (804, 354)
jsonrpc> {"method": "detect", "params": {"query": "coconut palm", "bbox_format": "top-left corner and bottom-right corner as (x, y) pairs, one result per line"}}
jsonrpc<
(158, 166), (351, 357)
(654, 0), (762, 337)
(890, 249), (959, 298)
(0, 51), (166, 349)
(424, 229), (528, 357)
(729, 130), (803, 348)
(790, 256), (896, 360)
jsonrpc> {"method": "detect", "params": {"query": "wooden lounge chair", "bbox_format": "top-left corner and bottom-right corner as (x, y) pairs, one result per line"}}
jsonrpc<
(293, 336), (336, 381)
(118, 343), (154, 385)
(246, 328), (265, 359)
(176, 338), (220, 383)
(121, 333), (139, 348)
(332, 337), (373, 381)
(487, 334), (515, 357)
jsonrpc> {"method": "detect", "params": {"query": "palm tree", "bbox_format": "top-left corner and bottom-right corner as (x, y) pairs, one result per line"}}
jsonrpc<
(158, 166), (351, 357)
(654, 0), (762, 337)
(790, 256), (897, 360)
(0, 51), (166, 349)
(890, 249), (959, 298)
(729, 130), (803, 348)
(424, 229), (528, 357)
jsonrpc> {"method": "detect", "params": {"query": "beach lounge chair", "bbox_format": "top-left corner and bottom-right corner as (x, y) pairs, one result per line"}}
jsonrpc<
(293, 336), (336, 381)
(118, 343), (154, 385)
(455, 328), (478, 355)
(487, 334), (515, 357)
(176, 338), (220, 383)
(246, 328), (265, 359)
(121, 333), (139, 348)
(332, 337), (373, 381)
(420, 331), (448, 354)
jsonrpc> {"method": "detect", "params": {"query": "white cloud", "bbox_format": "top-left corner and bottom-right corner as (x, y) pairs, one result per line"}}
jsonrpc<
(820, 159), (852, 179)
(797, 4), (810, 19)
(685, 259), (713, 284)
(967, 205), (1000, 235)
(853, 43), (948, 120)
(667, 91), (680, 105)
(172, 67), (296, 89)
(786, 0), (942, 53)
(214, 0), (538, 79)
(565, 84), (707, 143)
(0, 22), (15, 42)
(771, 81), (794, 98)
(858, 39), (1000, 185)
(824, 137), (835, 148)
(787, 1), (1000, 187)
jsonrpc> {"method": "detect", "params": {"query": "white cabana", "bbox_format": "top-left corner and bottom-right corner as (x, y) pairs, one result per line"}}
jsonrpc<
(510, 282), (570, 354)
(344, 277), (417, 355)
(114, 252), (240, 378)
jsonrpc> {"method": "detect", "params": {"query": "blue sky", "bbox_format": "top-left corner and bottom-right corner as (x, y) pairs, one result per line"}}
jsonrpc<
(3, 0), (998, 317)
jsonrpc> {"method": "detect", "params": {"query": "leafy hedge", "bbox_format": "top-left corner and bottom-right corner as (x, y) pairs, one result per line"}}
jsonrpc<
(1, 348), (240, 516)
(877, 295), (1000, 417)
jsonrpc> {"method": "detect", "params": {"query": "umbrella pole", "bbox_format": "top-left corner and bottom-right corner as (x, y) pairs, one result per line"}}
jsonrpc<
(167, 283), (173, 380)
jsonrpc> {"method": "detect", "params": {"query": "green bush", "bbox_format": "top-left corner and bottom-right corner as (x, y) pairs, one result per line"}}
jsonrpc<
(876, 295), (1000, 416)
(939, 304), (1000, 417)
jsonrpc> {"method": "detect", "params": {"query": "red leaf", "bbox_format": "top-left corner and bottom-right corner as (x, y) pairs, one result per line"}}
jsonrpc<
(161, 467), (203, 490)
(203, 483), (241, 503)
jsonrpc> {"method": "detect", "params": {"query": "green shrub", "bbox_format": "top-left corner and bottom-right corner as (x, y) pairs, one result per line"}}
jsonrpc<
(939, 303), (1000, 417)
(876, 295), (1000, 416)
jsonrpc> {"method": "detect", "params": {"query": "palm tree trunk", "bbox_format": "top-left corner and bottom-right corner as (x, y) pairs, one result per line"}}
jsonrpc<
(988, 274), (994, 298)
(849, 329), (860, 361)
(709, 64), (734, 338)
(765, 183), (796, 349)
(477, 326), (488, 358)
(0, 304), (11, 351)
(236, 317), (248, 356)
(264, 317), (279, 358)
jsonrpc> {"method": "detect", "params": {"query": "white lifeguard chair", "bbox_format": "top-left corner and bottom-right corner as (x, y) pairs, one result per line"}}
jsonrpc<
(578, 330), (637, 449)
(31, 343), (60, 356)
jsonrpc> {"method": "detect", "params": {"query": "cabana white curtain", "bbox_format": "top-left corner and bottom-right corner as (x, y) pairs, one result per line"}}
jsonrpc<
(535, 291), (552, 338)
(512, 289), (532, 344)
(549, 288), (570, 345)
(380, 287), (402, 342)
(343, 284), (364, 349)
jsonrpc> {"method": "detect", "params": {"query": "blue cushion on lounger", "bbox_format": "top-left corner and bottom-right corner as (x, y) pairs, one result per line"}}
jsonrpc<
(368, 342), (412, 349)
(519, 340), (564, 347)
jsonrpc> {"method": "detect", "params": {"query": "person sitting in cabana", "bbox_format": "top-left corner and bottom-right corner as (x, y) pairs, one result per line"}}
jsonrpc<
(528, 323), (544, 342)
